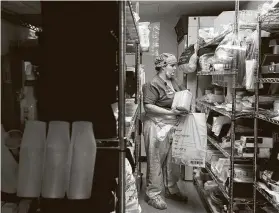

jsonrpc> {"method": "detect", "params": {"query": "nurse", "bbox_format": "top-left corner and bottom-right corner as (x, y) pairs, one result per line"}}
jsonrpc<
(142, 53), (188, 210)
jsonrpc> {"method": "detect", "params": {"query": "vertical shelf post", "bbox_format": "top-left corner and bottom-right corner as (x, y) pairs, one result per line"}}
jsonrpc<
(253, 13), (261, 213)
(119, 1), (126, 213)
(229, 0), (239, 212)
(134, 41), (140, 190)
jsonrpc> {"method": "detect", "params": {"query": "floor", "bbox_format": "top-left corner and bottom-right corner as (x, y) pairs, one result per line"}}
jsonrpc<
(138, 163), (207, 213)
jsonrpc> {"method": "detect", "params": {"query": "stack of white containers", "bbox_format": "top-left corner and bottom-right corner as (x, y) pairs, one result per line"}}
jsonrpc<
(42, 121), (71, 198)
(17, 120), (96, 199)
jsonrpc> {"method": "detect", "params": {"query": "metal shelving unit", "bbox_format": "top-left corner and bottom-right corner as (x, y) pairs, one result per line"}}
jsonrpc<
(119, 1), (141, 212)
(253, 4), (279, 213)
(196, 1), (256, 212)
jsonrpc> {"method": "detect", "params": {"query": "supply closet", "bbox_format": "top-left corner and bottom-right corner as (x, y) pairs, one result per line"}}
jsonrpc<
(1, 1), (143, 213)
(1, 1), (279, 213)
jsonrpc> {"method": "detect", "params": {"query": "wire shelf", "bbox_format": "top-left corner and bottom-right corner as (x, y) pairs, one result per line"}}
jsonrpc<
(193, 176), (220, 213)
(256, 182), (279, 211)
(205, 163), (230, 201)
(208, 135), (231, 158)
(212, 81), (245, 88)
(205, 163), (254, 204)
(258, 78), (279, 83)
(197, 71), (237, 76)
(257, 114), (279, 126)
(197, 100), (254, 119)
(207, 135), (253, 160)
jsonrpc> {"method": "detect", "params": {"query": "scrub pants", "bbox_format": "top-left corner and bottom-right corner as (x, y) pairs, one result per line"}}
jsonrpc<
(143, 116), (180, 199)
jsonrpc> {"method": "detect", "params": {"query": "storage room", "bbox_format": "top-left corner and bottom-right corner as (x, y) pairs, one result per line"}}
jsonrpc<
(1, 1), (279, 213)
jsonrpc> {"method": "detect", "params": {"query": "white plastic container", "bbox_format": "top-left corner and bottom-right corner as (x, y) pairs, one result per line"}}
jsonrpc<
(42, 121), (71, 198)
(17, 121), (46, 197)
(67, 121), (96, 199)
(172, 90), (193, 111)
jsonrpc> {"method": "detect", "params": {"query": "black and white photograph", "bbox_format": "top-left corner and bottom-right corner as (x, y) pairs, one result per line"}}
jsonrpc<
(1, 1), (279, 213)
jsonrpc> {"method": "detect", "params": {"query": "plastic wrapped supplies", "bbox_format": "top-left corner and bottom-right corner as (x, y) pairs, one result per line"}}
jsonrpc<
(138, 22), (150, 52)
(187, 53), (199, 73)
(178, 45), (197, 74)
(125, 159), (142, 213)
(199, 53), (214, 72)
(172, 90), (193, 111)
(245, 59), (264, 91)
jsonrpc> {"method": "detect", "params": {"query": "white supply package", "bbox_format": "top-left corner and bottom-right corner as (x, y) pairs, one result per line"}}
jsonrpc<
(172, 113), (207, 167)
(172, 90), (193, 112)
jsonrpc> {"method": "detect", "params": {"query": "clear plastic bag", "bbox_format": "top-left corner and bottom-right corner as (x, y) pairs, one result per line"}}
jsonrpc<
(138, 22), (150, 52)
(178, 44), (198, 74)
(149, 22), (160, 57)
(199, 53), (215, 72)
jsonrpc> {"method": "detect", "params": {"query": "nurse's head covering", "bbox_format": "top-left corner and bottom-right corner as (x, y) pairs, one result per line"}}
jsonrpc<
(154, 53), (177, 69)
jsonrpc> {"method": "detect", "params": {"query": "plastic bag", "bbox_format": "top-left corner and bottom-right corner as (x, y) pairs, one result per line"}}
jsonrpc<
(138, 22), (150, 52)
(245, 59), (263, 90)
(199, 53), (214, 72)
(149, 22), (160, 57)
(172, 113), (207, 167)
(178, 45), (198, 73)
(125, 159), (141, 213)
(198, 28), (217, 44)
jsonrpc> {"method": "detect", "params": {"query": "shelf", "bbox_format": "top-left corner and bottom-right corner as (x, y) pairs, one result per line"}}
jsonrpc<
(257, 114), (279, 126)
(193, 176), (221, 213)
(205, 163), (230, 201)
(258, 78), (279, 83)
(197, 71), (237, 76)
(205, 163), (253, 204)
(256, 182), (279, 211)
(197, 100), (254, 119)
(208, 135), (230, 158)
(207, 135), (253, 160)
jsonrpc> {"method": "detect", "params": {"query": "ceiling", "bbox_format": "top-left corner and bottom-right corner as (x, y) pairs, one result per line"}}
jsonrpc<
(1, 1), (41, 14)
(1, 1), (250, 27)
(139, 1), (249, 18)
(1, 1), (249, 17)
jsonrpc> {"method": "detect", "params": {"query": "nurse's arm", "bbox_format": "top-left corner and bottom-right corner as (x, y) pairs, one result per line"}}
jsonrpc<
(144, 103), (181, 116)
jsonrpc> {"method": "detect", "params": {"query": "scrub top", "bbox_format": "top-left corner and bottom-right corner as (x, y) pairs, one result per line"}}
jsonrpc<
(142, 75), (182, 110)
